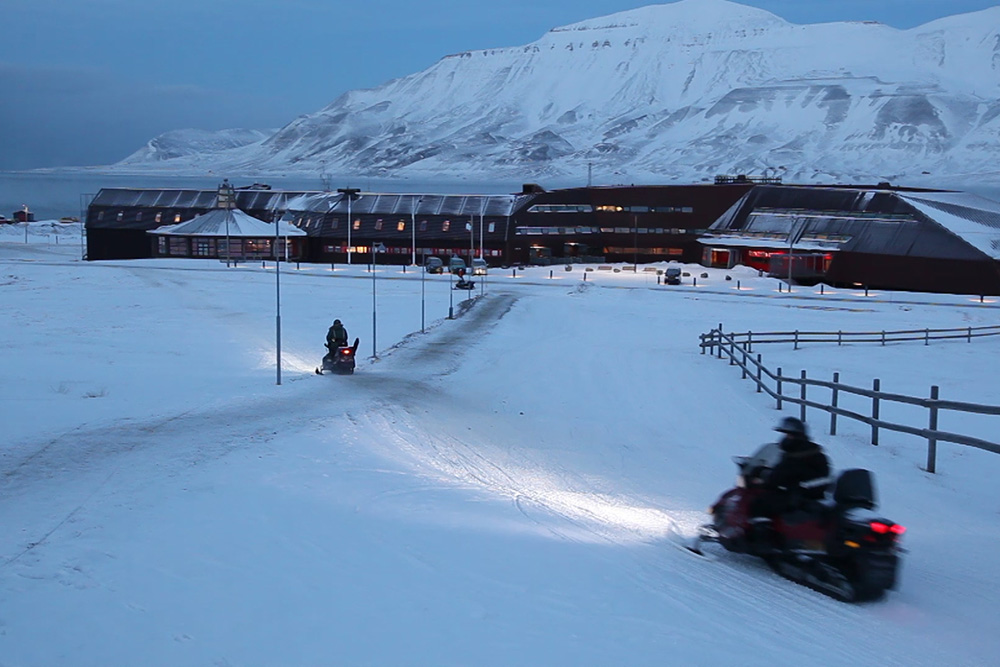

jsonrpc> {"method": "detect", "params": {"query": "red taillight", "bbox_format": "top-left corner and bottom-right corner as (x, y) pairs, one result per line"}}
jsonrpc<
(870, 521), (905, 536)
(340, 349), (353, 356)
(870, 521), (890, 534)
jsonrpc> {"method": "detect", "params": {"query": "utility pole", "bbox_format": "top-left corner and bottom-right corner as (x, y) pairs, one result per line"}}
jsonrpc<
(338, 187), (361, 265)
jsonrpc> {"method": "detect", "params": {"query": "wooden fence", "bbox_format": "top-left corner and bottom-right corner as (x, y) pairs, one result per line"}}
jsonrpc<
(699, 324), (1000, 472)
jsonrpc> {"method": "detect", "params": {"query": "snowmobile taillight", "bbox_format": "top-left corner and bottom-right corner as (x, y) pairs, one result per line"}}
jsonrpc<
(340, 349), (353, 356)
(869, 521), (905, 536)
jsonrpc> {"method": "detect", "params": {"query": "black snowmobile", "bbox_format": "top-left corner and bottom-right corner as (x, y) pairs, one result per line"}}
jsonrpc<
(687, 443), (906, 602)
(316, 337), (359, 375)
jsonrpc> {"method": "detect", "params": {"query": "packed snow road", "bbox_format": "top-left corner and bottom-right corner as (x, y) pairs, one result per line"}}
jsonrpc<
(1, 248), (998, 665)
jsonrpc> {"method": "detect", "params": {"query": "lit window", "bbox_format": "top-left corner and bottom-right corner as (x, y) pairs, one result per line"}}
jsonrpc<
(155, 212), (162, 223)
(488, 222), (495, 233)
(442, 220), (450, 232)
(174, 214), (182, 223)
(116, 212), (123, 221)
(375, 219), (383, 231)
(353, 219), (361, 231)
(397, 220), (405, 231)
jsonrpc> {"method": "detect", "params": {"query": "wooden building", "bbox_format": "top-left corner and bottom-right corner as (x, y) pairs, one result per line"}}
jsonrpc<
(699, 184), (1000, 295)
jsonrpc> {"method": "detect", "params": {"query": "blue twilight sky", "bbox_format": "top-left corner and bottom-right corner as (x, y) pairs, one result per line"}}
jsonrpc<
(1, 0), (997, 170)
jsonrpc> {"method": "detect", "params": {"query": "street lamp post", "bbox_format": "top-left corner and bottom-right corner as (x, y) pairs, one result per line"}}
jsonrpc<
(411, 196), (422, 266)
(338, 187), (361, 265)
(274, 202), (289, 386)
(372, 242), (385, 358)
(421, 261), (426, 333)
(449, 268), (454, 319)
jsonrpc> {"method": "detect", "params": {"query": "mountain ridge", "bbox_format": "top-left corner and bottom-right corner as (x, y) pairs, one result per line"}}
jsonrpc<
(110, 0), (1000, 186)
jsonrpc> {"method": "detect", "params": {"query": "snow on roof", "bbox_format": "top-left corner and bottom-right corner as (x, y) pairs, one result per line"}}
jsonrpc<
(899, 191), (1000, 260)
(148, 208), (305, 238)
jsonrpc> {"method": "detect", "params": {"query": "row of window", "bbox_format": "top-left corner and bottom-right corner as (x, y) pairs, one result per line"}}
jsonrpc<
(98, 210), (184, 223)
(526, 204), (695, 214)
(603, 246), (685, 256)
(320, 245), (502, 257)
(297, 217), (499, 234)
(157, 237), (295, 258)
(517, 226), (692, 236)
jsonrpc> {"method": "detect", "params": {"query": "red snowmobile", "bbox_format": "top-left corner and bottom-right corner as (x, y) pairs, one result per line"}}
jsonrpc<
(689, 443), (906, 602)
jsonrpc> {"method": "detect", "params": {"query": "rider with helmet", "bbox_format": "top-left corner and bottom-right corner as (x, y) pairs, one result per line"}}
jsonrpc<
(757, 416), (832, 516)
(326, 319), (348, 349)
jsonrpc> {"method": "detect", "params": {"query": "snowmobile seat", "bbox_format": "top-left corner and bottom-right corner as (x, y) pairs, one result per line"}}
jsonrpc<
(833, 468), (877, 510)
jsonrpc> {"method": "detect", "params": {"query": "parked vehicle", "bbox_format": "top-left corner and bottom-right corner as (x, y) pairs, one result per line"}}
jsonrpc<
(449, 256), (467, 274)
(664, 267), (682, 285)
(472, 258), (488, 275)
(425, 256), (444, 274)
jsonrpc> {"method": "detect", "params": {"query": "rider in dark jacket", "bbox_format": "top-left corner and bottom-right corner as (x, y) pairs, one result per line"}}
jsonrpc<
(749, 418), (831, 533)
(326, 319), (348, 349)
(766, 416), (831, 506)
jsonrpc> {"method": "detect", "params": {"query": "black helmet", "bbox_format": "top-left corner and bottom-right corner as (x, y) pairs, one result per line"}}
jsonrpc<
(775, 416), (808, 437)
(334, 319), (341, 326)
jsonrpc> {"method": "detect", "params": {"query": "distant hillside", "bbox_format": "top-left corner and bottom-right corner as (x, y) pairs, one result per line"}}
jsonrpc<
(110, 0), (1000, 186)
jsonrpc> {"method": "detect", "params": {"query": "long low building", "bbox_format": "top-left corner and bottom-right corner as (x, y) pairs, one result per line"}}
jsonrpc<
(84, 178), (1000, 295)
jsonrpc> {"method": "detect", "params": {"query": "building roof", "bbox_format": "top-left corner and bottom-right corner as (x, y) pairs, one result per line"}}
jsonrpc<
(286, 192), (523, 218)
(897, 191), (1000, 261)
(703, 185), (994, 261)
(148, 208), (305, 237)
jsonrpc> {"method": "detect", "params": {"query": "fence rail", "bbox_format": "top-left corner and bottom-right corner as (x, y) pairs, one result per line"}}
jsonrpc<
(700, 324), (1000, 472)
(707, 324), (1000, 352)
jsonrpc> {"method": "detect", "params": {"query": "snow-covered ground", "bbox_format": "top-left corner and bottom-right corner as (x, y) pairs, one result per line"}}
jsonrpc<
(2, 224), (999, 666)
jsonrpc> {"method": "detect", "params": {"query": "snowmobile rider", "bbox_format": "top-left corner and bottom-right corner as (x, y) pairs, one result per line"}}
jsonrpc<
(754, 417), (832, 517)
(326, 319), (348, 349)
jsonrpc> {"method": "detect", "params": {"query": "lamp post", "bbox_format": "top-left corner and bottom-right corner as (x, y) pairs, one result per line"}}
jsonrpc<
(372, 242), (385, 359)
(274, 201), (289, 386)
(421, 260), (426, 333)
(449, 268), (454, 319)
(411, 196), (422, 266)
(338, 187), (361, 265)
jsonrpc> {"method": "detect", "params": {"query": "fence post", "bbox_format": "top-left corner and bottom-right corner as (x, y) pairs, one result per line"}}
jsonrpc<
(927, 385), (939, 474)
(881, 330), (886, 346)
(925, 329), (929, 345)
(968, 326), (972, 343)
(871, 378), (881, 446)
(741, 346), (747, 378)
(748, 331), (753, 354)
(756, 354), (763, 393)
(838, 330), (842, 346)
(800, 370), (807, 421)
(830, 372), (839, 436)
(700, 332), (706, 355)
(717, 323), (723, 359)
(776, 367), (783, 410)
(794, 330), (799, 350)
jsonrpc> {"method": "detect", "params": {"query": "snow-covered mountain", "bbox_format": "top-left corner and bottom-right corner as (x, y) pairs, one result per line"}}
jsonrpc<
(116, 128), (272, 165)
(111, 0), (1000, 185)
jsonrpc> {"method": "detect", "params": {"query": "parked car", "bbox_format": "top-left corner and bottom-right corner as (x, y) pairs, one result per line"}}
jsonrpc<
(425, 256), (444, 274)
(664, 267), (682, 285)
(472, 258), (488, 275)
(449, 256), (467, 274)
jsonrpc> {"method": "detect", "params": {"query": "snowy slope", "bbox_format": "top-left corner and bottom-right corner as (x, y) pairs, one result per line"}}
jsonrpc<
(2, 232), (999, 665)
(109, 0), (1000, 186)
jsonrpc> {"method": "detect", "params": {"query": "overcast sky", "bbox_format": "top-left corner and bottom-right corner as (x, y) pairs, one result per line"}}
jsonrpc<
(2, 0), (996, 170)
